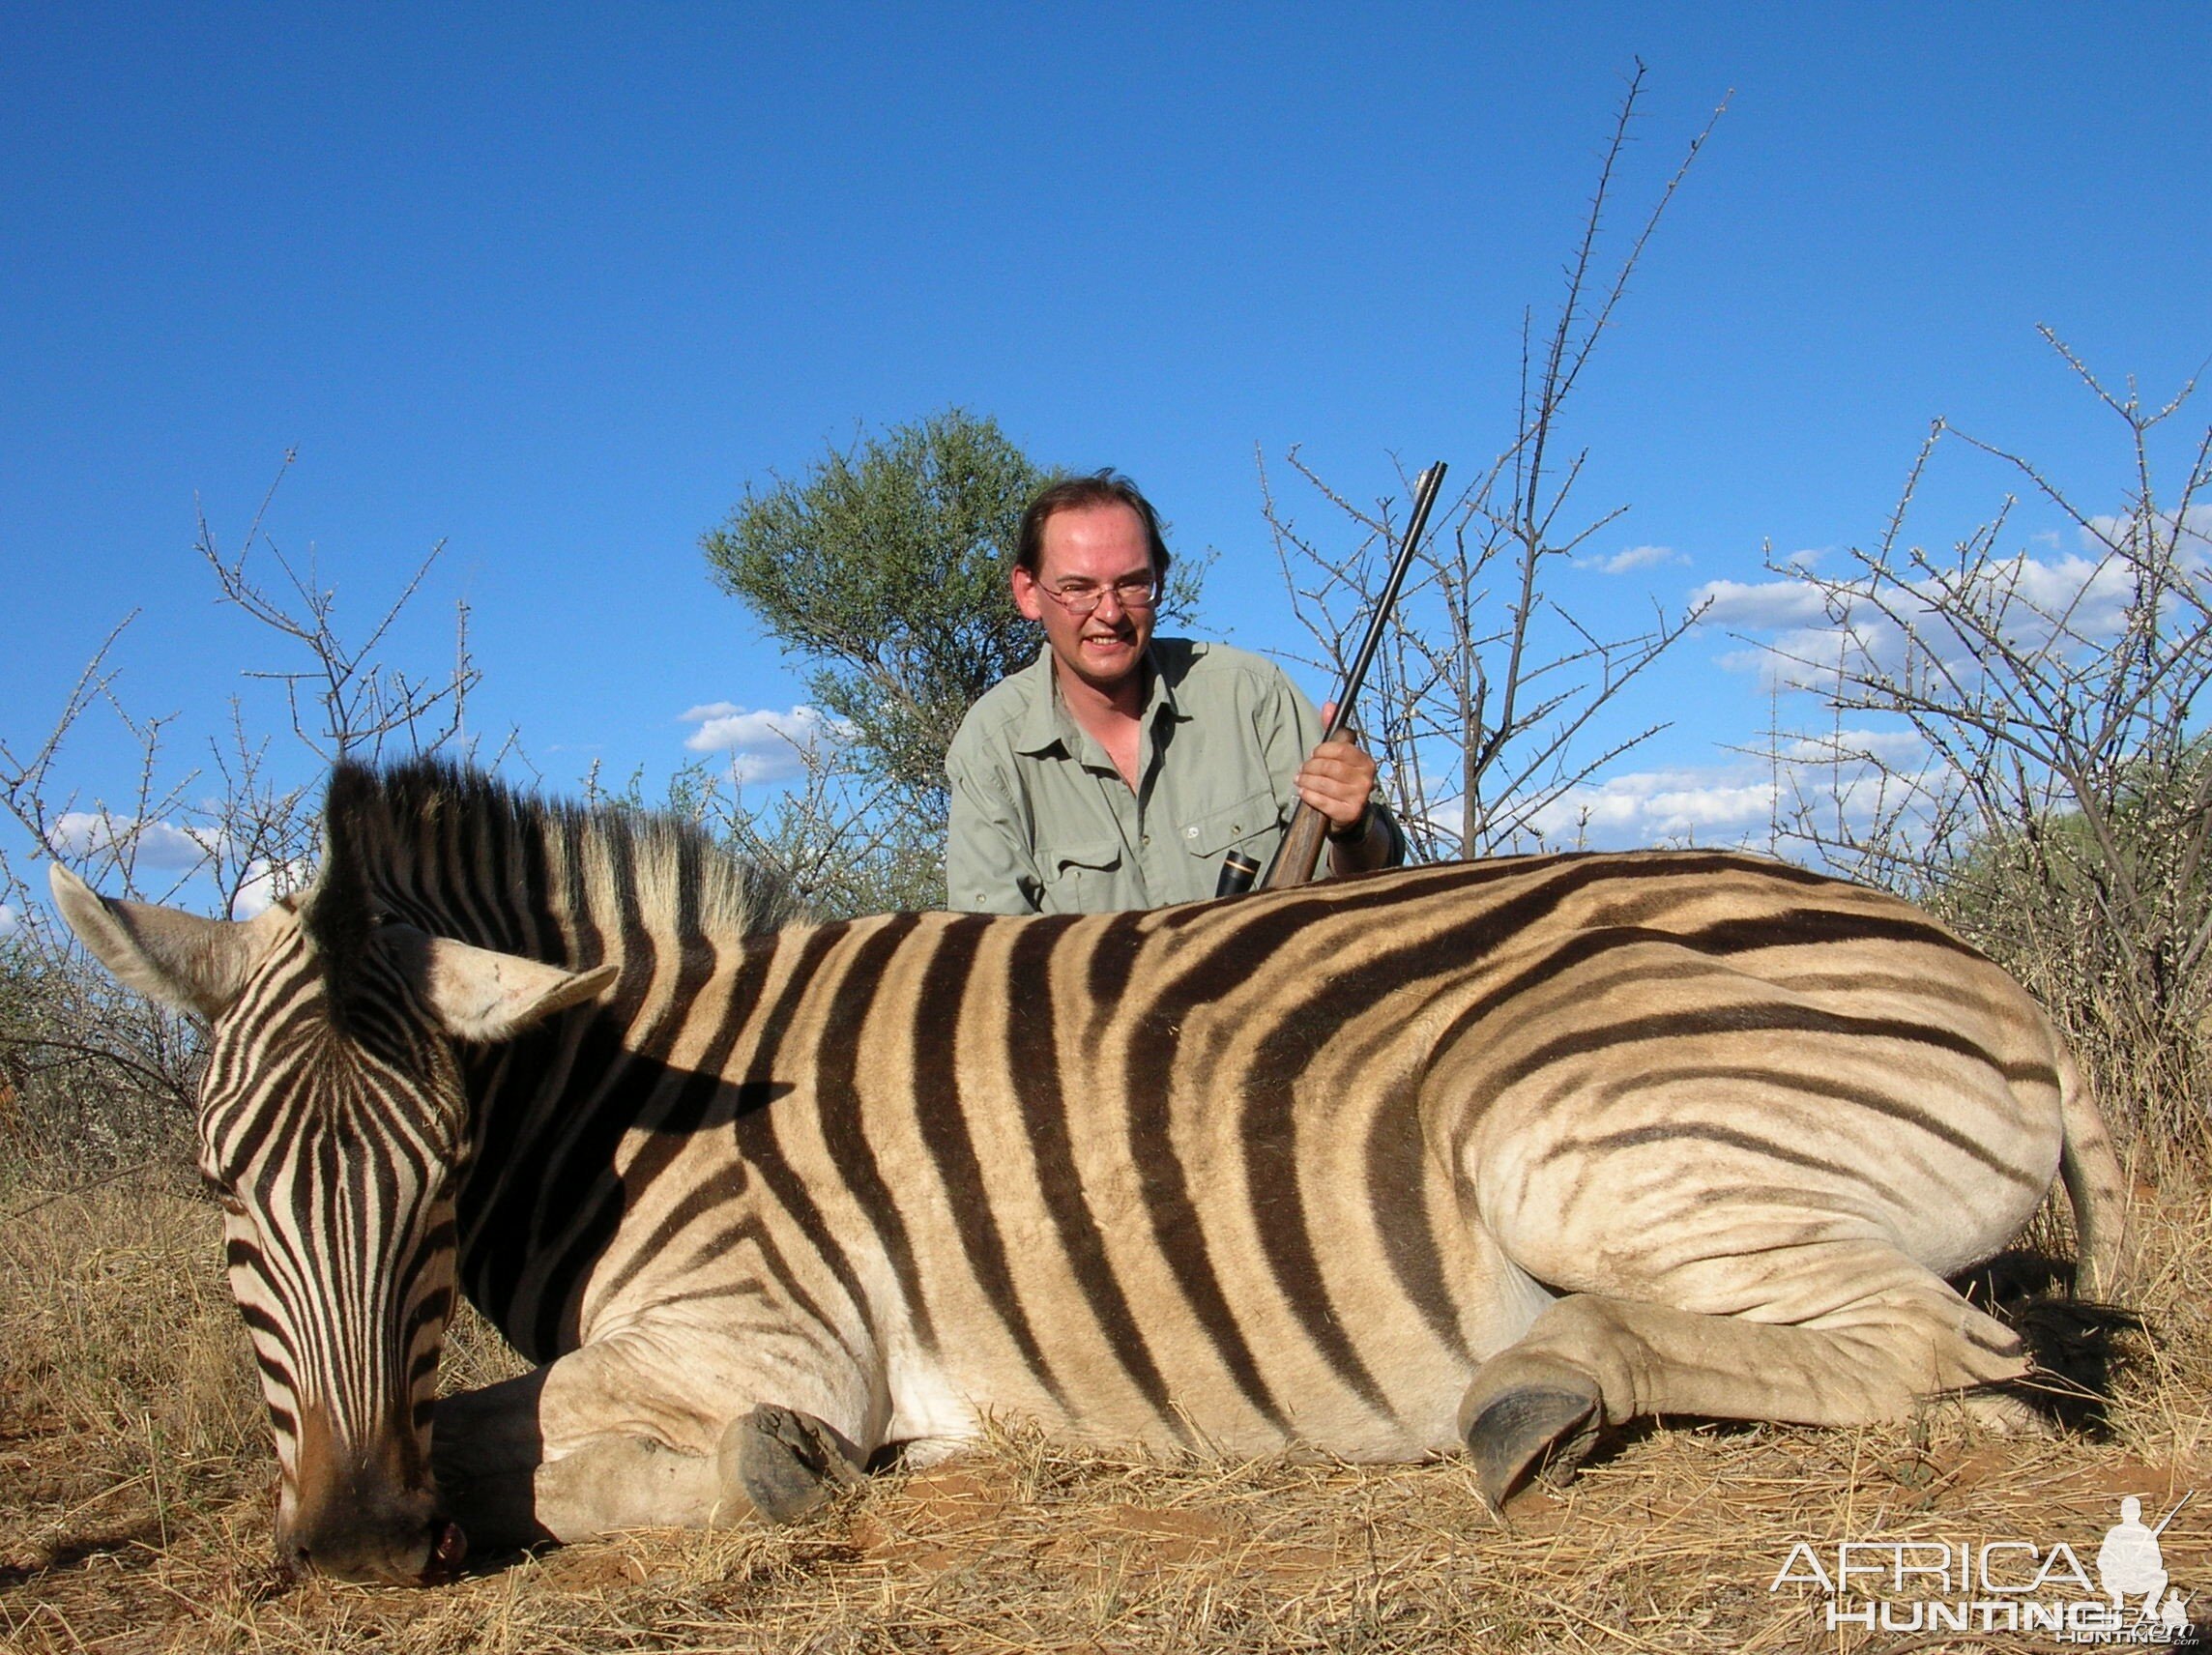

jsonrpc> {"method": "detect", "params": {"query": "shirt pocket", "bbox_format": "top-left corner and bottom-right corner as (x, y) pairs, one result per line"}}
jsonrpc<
(1178, 787), (1286, 860)
(1039, 839), (1123, 914)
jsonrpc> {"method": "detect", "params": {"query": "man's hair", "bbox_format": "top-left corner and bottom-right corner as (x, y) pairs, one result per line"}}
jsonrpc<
(1015, 471), (1173, 583)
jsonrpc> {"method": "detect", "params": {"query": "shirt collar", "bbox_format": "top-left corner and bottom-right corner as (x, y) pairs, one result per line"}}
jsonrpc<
(1010, 642), (1188, 759)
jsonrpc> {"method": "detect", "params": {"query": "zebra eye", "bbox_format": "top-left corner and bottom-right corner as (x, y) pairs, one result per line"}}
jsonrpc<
(200, 1172), (247, 1216)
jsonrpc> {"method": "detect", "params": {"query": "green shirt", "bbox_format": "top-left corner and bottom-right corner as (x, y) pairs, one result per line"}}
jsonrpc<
(945, 639), (1331, 914)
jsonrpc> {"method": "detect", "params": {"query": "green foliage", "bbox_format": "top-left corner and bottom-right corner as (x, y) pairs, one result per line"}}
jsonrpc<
(1772, 335), (2212, 1144)
(701, 409), (1050, 797)
(1923, 743), (2212, 1132)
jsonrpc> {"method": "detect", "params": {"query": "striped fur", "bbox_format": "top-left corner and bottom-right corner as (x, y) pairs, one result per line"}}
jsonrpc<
(53, 759), (2129, 1582)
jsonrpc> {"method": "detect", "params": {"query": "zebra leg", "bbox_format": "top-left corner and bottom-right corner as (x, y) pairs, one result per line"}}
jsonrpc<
(433, 1343), (870, 1547)
(432, 1365), (725, 1546)
(1459, 1255), (2031, 1506)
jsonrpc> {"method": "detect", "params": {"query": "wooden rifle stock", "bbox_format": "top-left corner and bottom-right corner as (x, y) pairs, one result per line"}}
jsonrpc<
(1250, 459), (1447, 893)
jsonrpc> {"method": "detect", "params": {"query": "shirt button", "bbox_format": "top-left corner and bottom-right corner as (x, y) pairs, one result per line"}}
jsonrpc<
(1141, 834), (1150, 846)
(1184, 825), (1198, 838)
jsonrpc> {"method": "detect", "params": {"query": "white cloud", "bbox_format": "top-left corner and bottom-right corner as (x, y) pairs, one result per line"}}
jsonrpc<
(1688, 577), (1833, 629)
(229, 857), (312, 919)
(679, 703), (843, 784)
(2081, 502), (2212, 559)
(1527, 768), (1779, 844)
(1586, 543), (1687, 575)
(46, 811), (219, 871)
(0, 902), (18, 938)
(1698, 545), (2177, 694)
(1512, 741), (1936, 852)
(1782, 727), (1926, 766)
(1411, 797), (1464, 844)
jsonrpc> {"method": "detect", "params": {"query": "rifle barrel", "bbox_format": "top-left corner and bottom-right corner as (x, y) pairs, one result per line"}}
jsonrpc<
(1252, 460), (1448, 893)
(2150, 1491), (2193, 1536)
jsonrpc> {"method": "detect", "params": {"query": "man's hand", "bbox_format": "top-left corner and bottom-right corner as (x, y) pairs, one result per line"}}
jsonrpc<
(1295, 701), (1378, 833)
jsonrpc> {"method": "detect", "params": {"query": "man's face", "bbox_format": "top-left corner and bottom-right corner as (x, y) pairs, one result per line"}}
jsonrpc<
(1012, 502), (1158, 696)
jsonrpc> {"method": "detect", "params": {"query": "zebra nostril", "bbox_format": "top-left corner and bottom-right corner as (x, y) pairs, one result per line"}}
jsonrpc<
(425, 1518), (468, 1581)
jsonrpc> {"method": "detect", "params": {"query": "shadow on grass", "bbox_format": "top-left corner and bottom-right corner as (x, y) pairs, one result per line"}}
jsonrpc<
(0, 1518), (166, 1591)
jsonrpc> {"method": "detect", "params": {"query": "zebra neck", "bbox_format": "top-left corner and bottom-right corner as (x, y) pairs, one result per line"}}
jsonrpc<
(447, 923), (795, 1361)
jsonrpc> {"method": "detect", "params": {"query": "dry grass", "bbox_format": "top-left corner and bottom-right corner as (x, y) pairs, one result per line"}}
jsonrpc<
(3, 1169), (2206, 1655)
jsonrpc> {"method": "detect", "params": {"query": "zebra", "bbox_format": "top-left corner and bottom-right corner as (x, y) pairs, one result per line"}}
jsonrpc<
(50, 758), (2128, 1583)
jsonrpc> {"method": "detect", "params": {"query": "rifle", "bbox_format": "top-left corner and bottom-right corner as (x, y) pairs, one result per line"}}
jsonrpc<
(1219, 460), (1448, 896)
(2151, 1492), (2193, 1537)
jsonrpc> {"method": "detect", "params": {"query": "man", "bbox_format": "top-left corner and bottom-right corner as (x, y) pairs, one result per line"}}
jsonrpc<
(946, 471), (1403, 915)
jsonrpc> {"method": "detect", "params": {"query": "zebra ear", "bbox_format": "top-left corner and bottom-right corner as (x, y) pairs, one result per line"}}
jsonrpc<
(389, 928), (620, 1043)
(47, 862), (289, 1022)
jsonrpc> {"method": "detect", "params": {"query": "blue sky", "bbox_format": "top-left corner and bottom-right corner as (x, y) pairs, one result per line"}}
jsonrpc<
(4, 4), (2209, 901)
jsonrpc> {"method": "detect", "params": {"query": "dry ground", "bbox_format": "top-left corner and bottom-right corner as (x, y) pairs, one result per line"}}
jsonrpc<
(3, 1165), (2207, 1654)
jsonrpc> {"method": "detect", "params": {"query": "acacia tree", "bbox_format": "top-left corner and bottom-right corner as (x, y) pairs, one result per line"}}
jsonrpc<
(702, 409), (1051, 798)
(695, 409), (1058, 913)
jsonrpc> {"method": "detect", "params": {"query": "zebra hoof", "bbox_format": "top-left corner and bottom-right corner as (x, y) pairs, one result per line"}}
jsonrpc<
(1461, 1369), (1604, 1508)
(722, 1405), (861, 1524)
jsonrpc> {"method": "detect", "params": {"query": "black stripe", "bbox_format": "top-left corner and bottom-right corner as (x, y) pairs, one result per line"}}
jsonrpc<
(1424, 908), (1985, 1081)
(1363, 1070), (1469, 1360)
(1543, 1121), (1910, 1204)
(1235, 1016), (1392, 1419)
(1004, 917), (1188, 1442)
(1489, 1003), (2047, 1099)
(732, 1099), (874, 1356)
(911, 915), (1070, 1408)
(1495, 1022), (2044, 1185)
(1595, 1061), (2050, 1189)
(810, 914), (936, 1350)
(480, 803), (521, 956)
(1690, 906), (1985, 959)
(582, 934), (783, 1311)
(237, 1301), (289, 1347)
(1085, 911), (1150, 1005)
(1118, 1039), (1294, 1430)
(403, 1285), (455, 1346)
(515, 809), (557, 961)
(649, 1213), (842, 1339)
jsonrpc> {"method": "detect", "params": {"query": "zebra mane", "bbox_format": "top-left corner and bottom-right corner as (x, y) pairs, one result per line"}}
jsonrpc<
(305, 758), (806, 990)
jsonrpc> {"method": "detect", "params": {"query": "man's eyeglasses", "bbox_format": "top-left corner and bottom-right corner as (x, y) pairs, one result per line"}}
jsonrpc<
(1037, 577), (1159, 617)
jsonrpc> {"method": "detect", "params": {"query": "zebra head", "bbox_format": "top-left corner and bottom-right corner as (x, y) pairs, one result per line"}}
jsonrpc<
(49, 861), (614, 1583)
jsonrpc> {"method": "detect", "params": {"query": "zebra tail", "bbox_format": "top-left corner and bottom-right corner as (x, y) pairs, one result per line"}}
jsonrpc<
(2055, 1042), (2130, 1302)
